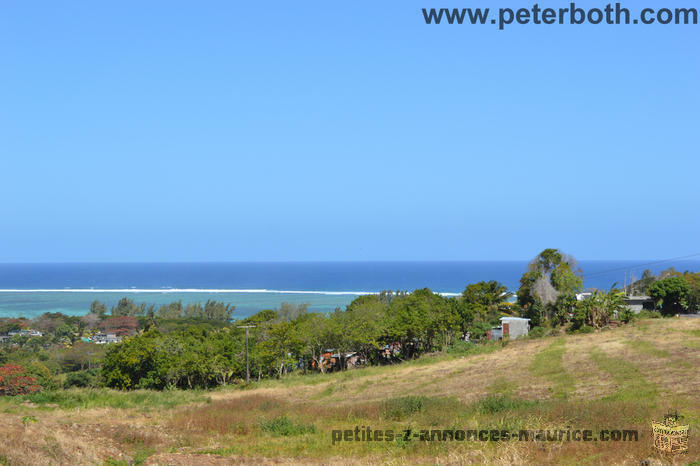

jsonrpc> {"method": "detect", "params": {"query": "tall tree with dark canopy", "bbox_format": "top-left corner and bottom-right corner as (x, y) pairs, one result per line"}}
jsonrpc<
(517, 249), (583, 326)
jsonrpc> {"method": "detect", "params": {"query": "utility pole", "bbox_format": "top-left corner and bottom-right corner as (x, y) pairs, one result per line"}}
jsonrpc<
(237, 325), (255, 384)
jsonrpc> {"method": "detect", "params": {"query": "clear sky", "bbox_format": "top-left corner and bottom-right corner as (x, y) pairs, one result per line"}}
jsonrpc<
(1, 1), (698, 262)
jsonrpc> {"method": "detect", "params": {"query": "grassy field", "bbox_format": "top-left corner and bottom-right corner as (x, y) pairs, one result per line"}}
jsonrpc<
(1, 317), (699, 465)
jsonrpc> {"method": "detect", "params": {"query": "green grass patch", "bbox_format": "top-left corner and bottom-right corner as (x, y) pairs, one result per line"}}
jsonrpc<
(104, 459), (130, 466)
(474, 394), (538, 415)
(259, 416), (316, 436)
(131, 447), (156, 466)
(684, 340), (700, 349)
(487, 376), (517, 396)
(355, 380), (371, 393)
(1, 388), (209, 411)
(622, 339), (669, 358)
(379, 395), (467, 423)
(312, 381), (345, 399)
(381, 395), (426, 420)
(446, 340), (500, 356)
(196, 446), (240, 456)
(589, 348), (657, 402)
(529, 338), (574, 399)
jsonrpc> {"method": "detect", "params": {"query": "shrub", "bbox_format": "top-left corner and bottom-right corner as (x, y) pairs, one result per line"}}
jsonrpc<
(64, 369), (99, 388)
(24, 361), (58, 391)
(468, 321), (493, 340)
(0, 364), (42, 396)
(528, 326), (547, 338)
(636, 309), (662, 319)
(619, 307), (635, 324)
(446, 340), (498, 356)
(475, 394), (536, 414)
(382, 395), (426, 420)
(569, 324), (593, 334)
(648, 277), (689, 315)
(446, 340), (476, 354)
(259, 416), (315, 436)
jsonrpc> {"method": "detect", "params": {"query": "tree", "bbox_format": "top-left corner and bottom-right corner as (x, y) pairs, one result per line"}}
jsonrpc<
(335, 295), (387, 365)
(383, 288), (453, 355)
(157, 301), (183, 319)
(155, 300), (234, 321)
(55, 323), (76, 343)
(101, 327), (242, 390)
(81, 312), (102, 331)
(183, 302), (204, 319)
(33, 313), (65, 334)
(0, 364), (42, 396)
(517, 249), (583, 326)
(202, 300), (235, 321)
(648, 277), (689, 315)
(112, 298), (146, 317)
(448, 297), (474, 335)
(90, 301), (108, 318)
(258, 320), (303, 378)
(102, 331), (160, 389)
(277, 302), (309, 322)
(461, 281), (513, 322)
(100, 316), (138, 336)
(628, 269), (656, 295)
(295, 312), (332, 372)
(58, 341), (104, 371)
(682, 271), (700, 313)
(64, 370), (99, 388)
(572, 287), (626, 330)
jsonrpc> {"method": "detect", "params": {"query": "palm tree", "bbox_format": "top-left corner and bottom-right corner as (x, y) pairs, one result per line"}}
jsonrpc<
(578, 286), (626, 329)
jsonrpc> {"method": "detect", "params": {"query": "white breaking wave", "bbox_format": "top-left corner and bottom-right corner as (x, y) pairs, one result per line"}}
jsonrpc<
(0, 288), (460, 297)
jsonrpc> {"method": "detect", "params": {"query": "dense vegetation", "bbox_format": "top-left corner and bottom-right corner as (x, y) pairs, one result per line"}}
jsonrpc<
(1, 249), (698, 393)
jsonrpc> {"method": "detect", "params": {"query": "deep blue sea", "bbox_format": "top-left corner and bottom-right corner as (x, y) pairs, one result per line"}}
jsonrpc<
(0, 261), (698, 319)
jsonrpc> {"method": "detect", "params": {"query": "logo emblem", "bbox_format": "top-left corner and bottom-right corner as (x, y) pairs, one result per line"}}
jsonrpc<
(652, 412), (689, 454)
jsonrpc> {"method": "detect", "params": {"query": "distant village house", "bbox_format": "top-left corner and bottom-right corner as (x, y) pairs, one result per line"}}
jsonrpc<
(487, 317), (530, 341)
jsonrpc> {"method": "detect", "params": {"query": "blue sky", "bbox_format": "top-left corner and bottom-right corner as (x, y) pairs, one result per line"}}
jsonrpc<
(1, 1), (698, 262)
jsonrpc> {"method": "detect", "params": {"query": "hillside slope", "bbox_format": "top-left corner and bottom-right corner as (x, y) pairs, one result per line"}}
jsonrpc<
(1, 317), (698, 465)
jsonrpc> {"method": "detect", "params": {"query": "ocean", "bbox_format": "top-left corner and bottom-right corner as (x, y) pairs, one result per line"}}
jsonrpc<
(0, 261), (698, 319)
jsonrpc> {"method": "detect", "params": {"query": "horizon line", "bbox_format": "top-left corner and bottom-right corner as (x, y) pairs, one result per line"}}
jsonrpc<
(2, 258), (697, 265)
(0, 288), (462, 297)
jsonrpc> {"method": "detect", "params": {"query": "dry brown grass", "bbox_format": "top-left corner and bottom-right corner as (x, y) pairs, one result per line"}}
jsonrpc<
(1, 317), (698, 465)
(0, 416), (124, 465)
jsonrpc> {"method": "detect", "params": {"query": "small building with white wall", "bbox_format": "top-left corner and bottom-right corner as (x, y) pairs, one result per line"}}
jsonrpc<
(488, 317), (530, 340)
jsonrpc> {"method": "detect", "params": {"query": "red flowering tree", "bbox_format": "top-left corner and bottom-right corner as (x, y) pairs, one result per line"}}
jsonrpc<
(99, 316), (138, 336)
(0, 364), (42, 396)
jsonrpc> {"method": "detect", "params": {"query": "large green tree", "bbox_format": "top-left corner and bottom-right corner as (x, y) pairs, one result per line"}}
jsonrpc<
(648, 277), (689, 315)
(461, 280), (513, 323)
(683, 271), (700, 313)
(517, 248), (583, 326)
(338, 295), (387, 364)
(383, 288), (456, 355)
